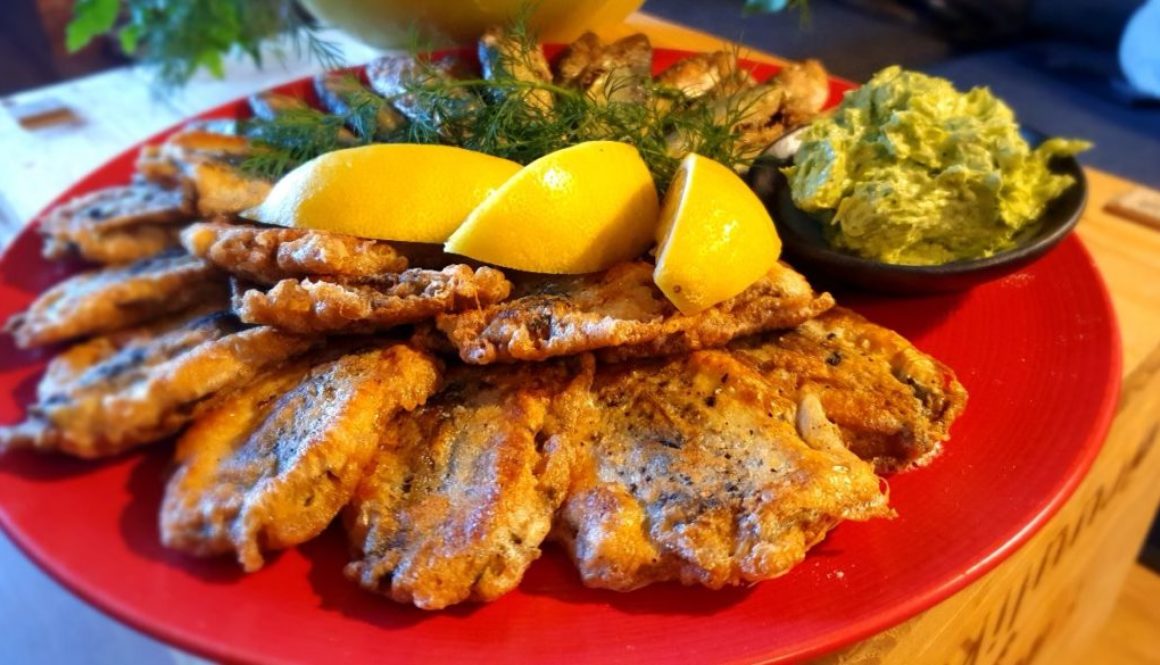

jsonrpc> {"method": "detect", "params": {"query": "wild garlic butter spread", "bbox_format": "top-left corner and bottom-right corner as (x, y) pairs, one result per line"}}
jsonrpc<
(786, 66), (1089, 265)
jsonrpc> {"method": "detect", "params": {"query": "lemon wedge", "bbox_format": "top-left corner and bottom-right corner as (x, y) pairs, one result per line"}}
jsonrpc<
(445, 141), (659, 274)
(244, 144), (521, 243)
(654, 153), (782, 314)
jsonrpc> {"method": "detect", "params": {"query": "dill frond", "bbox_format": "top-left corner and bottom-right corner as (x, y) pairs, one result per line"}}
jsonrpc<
(240, 10), (770, 192)
(241, 108), (358, 179)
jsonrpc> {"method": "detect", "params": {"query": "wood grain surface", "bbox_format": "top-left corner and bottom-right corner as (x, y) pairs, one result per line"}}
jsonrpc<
(0, 12), (1157, 665)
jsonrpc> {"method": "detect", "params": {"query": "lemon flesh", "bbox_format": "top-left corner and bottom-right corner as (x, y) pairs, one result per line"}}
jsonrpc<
(244, 144), (522, 243)
(654, 153), (782, 315)
(445, 141), (659, 274)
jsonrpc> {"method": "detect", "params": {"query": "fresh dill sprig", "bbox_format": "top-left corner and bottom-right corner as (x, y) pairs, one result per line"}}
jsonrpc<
(239, 12), (769, 191)
(241, 107), (360, 178)
(332, 75), (396, 141)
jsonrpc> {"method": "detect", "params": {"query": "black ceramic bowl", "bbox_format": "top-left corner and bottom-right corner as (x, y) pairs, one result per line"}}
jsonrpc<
(747, 127), (1088, 294)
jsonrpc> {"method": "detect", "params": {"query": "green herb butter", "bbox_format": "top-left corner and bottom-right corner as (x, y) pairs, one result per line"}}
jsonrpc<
(785, 66), (1090, 265)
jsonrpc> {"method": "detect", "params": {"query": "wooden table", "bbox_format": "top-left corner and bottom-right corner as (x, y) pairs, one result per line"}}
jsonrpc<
(2, 13), (1158, 665)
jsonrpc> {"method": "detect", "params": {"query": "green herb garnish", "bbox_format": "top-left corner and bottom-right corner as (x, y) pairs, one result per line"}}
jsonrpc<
(239, 24), (770, 192)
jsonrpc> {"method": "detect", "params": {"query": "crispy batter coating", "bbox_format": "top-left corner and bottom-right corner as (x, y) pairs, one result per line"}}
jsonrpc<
(136, 124), (272, 216)
(0, 312), (317, 459)
(730, 307), (968, 472)
(437, 261), (833, 365)
(73, 224), (188, 266)
(234, 265), (513, 334)
(554, 32), (652, 103)
(4, 250), (228, 349)
(187, 161), (273, 216)
(38, 183), (193, 264)
(710, 84), (787, 161)
(161, 344), (440, 571)
(773, 59), (830, 127)
(344, 356), (594, 609)
(555, 32), (603, 86)
(181, 221), (409, 285)
(655, 50), (755, 99)
(662, 56), (829, 165)
(554, 350), (890, 591)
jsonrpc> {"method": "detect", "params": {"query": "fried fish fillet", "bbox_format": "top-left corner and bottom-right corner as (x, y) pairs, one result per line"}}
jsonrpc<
(478, 26), (554, 111)
(38, 183), (193, 264)
(367, 55), (483, 140)
(664, 58), (829, 166)
(247, 91), (310, 120)
(161, 344), (440, 571)
(554, 350), (890, 591)
(344, 356), (593, 609)
(181, 221), (409, 285)
(314, 72), (406, 140)
(136, 124), (273, 216)
(730, 307), (967, 472)
(186, 161), (274, 217)
(772, 59), (830, 128)
(234, 265), (512, 334)
(711, 84), (787, 161)
(665, 82), (786, 165)
(655, 50), (755, 100)
(247, 91), (359, 143)
(554, 32), (652, 104)
(0, 312), (316, 459)
(437, 261), (833, 364)
(4, 250), (228, 348)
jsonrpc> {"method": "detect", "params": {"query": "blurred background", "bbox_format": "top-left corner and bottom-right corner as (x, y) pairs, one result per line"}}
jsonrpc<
(2, 0), (1157, 185)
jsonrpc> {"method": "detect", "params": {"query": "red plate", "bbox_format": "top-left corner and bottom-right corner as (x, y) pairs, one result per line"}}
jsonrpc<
(0, 50), (1121, 664)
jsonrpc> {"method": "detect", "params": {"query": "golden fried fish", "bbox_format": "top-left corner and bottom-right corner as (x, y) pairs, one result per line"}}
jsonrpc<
(234, 265), (512, 335)
(4, 250), (227, 349)
(730, 307), (968, 472)
(437, 261), (833, 364)
(554, 32), (652, 104)
(181, 221), (409, 285)
(655, 50), (755, 100)
(554, 350), (890, 590)
(344, 356), (593, 609)
(136, 123), (273, 216)
(0, 312), (316, 458)
(772, 59), (831, 128)
(161, 344), (440, 571)
(38, 183), (193, 264)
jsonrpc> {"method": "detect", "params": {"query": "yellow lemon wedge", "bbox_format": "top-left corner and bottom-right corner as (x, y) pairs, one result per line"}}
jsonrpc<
(244, 144), (522, 243)
(654, 153), (782, 315)
(445, 141), (659, 274)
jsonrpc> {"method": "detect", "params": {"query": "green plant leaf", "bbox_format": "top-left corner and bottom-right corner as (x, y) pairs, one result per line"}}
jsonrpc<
(65, 0), (121, 52)
(198, 50), (226, 79)
(118, 23), (141, 54)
